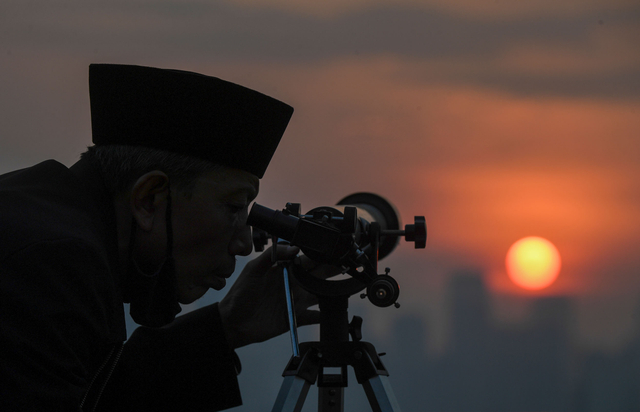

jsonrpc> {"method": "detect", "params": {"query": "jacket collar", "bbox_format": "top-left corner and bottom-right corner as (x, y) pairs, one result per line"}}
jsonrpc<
(69, 157), (123, 293)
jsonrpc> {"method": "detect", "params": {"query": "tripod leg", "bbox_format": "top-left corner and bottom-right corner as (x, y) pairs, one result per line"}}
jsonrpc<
(271, 375), (311, 412)
(362, 376), (402, 412)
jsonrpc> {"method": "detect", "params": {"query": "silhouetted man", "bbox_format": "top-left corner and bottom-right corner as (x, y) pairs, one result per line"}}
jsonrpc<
(0, 64), (320, 411)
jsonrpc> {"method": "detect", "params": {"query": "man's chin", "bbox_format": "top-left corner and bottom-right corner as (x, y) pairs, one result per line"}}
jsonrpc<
(178, 286), (209, 305)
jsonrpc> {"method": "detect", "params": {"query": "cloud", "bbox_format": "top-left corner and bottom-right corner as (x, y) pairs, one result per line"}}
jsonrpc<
(230, 0), (636, 20)
(2, 1), (638, 102)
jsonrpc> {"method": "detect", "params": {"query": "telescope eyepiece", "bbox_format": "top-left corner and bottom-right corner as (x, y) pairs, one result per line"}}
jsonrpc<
(247, 203), (299, 241)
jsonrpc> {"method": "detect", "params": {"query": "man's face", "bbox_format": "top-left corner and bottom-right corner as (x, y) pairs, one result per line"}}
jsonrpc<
(169, 168), (259, 304)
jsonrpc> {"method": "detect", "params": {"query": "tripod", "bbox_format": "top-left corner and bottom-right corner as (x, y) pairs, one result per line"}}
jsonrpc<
(272, 290), (402, 412)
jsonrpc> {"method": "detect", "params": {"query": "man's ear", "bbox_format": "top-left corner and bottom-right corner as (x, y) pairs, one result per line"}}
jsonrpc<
(130, 171), (170, 232)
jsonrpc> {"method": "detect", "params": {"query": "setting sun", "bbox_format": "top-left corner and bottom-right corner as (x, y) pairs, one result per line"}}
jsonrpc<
(506, 236), (561, 290)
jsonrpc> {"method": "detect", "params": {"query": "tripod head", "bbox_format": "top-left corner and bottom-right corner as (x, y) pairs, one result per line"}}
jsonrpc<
(248, 193), (426, 308)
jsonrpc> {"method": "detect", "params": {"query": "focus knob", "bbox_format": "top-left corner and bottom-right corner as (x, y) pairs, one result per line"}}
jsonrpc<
(367, 274), (400, 307)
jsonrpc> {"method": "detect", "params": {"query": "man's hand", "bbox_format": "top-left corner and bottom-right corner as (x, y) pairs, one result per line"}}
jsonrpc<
(218, 245), (324, 349)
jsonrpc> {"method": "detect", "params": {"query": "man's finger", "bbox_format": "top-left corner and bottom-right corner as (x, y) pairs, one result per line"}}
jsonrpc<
(249, 244), (300, 273)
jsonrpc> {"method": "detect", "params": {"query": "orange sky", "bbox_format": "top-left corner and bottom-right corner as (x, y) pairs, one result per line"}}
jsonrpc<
(1, 0), (639, 351)
(250, 60), (640, 297)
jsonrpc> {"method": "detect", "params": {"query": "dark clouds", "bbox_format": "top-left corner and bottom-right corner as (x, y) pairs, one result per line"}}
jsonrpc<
(2, 1), (638, 100)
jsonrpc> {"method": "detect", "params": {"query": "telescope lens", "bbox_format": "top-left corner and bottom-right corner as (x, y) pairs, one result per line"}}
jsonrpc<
(337, 193), (401, 260)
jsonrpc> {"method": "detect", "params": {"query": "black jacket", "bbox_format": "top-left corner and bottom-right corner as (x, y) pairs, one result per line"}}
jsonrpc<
(0, 159), (242, 411)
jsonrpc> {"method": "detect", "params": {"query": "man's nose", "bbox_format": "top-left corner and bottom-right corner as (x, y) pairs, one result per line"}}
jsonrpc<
(229, 224), (253, 256)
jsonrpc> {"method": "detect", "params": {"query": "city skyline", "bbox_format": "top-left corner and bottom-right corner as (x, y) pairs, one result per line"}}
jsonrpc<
(216, 268), (640, 411)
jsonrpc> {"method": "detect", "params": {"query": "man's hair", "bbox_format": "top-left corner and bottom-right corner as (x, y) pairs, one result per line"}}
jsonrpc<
(81, 145), (223, 196)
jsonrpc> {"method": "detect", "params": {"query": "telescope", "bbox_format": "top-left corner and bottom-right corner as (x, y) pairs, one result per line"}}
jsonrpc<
(248, 192), (426, 307)
(248, 193), (427, 411)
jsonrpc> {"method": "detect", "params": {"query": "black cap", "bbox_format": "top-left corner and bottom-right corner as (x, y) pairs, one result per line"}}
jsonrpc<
(89, 64), (293, 178)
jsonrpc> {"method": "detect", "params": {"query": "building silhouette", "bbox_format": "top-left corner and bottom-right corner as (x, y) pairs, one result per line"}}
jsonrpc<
(375, 269), (640, 411)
